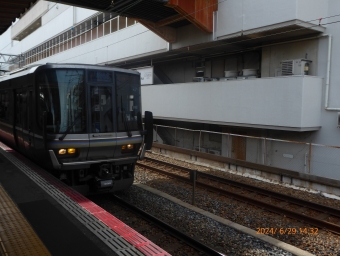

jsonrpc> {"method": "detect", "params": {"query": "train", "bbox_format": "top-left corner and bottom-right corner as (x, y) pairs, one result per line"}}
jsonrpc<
(0, 63), (153, 194)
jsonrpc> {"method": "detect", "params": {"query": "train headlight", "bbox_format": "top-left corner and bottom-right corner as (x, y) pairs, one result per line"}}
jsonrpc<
(121, 144), (134, 153)
(58, 149), (67, 155)
(67, 148), (76, 154)
(58, 148), (77, 155)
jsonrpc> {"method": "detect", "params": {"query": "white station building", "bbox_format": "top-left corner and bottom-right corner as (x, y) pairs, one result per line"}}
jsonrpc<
(1, 0), (340, 188)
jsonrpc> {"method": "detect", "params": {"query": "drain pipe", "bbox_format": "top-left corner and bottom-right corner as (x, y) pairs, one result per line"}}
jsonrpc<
(324, 34), (339, 110)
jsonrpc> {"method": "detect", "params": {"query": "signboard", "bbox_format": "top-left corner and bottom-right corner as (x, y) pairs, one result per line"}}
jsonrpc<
(135, 66), (154, 85)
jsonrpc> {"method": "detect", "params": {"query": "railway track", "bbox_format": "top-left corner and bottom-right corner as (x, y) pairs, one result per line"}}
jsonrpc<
(92, 194), (225, 256)
(137, 157), (340, 236)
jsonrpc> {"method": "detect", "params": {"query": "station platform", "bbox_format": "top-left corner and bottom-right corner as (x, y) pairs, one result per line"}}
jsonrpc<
(0, 142), (170, 256)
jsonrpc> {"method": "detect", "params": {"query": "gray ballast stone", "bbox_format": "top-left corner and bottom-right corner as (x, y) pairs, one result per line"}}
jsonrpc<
(117, 184), (313, 256)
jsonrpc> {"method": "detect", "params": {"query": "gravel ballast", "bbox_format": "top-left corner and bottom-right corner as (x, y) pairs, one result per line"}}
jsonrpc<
(127, 151), (340, 256)
(117, 185), (296, 256)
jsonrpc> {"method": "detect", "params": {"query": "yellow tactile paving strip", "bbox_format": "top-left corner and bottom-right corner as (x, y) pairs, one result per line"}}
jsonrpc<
(0, 186), (51, 256)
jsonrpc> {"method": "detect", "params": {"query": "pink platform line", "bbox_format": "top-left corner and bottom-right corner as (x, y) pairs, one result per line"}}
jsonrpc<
(0, 142), (171, 256)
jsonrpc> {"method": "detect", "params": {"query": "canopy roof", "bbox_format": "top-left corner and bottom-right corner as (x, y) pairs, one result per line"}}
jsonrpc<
(0, 0), (38, 35)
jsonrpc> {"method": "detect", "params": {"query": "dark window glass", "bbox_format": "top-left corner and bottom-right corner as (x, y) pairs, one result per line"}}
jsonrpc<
(98, 24), (104, 38)
(127, 18), (135, 27)
(37, 69), (86, 133)
(88, 70), (113, 83)
(80, 33), (85, 45)
(119, 16), (126, 30)
(104, 21), (110, 35)
(15, 92), (20, 124)
(115, 72), (140, 132)
(0, 90), (9, 121)
(90, 86), (113, 133)
(111, 18), (118, 33)
(92, 18), (98, 40)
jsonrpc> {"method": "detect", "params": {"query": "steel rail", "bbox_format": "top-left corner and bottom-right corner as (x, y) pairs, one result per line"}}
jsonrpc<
(111, 194), (225, 256)
(137, 159), (340, 235)
(198, 171), (340, 218)
(143, 157), (340, 218)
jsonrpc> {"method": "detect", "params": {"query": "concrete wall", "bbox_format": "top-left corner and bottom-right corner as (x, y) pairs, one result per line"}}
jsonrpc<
(142, 76), (323, 131)
(155, 121), (340, 180)
(0, 4), (168, 67)
(31, 24), (168, 65)
(171, 24), (213, 50)
(156, 60), (196, 83)
(305, 0), (340, 179)
(154, 51), (261, 83)
(216, 0), (328, 39)
(7, 7), (74, 54)
(11, 0), (49, 39)
(164, 0), (328, 50)
(42, 3), (72, 26)
(159, 0), (328, 50)
(254, 0), (340, 180)
(261, 39), (319, 77)
(74, 7), (97, 24)
(151, 143), (340, 196)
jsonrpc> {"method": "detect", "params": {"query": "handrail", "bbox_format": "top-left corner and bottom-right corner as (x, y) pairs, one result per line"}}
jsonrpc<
(153, 124), (339, 149)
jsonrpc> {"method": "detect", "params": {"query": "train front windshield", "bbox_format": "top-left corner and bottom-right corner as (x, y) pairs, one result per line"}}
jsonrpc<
(38, 69), (86, 134)
(37, 69), (141, 134)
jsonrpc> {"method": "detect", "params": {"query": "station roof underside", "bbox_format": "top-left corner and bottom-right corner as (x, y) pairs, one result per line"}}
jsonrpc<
(0, 0), (38, 35)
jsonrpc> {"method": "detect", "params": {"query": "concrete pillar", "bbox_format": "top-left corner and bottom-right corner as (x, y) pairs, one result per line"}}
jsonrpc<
(221, 128), (230, 157)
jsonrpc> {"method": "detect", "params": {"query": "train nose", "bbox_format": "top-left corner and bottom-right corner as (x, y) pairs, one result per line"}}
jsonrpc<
(93, 164), (114, 190)
(97, 164), (113, 179)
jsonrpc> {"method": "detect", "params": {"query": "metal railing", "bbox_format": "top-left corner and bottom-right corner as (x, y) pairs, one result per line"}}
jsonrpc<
(153, 124), (340, 180)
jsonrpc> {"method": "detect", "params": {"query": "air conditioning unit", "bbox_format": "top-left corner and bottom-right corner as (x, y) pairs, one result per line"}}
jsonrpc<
(208, 149), (221, 155)
(281, 59), (312, 76)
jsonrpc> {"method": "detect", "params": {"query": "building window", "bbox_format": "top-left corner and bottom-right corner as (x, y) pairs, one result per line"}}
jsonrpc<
(22, 13), (136, 65)
(111, 18), (118, 33)
(119, 16), (126, 30)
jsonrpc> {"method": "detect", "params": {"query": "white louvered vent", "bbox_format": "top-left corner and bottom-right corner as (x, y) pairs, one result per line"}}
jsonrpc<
(281, 60), (293, 76)
(280, 59), (312, 76)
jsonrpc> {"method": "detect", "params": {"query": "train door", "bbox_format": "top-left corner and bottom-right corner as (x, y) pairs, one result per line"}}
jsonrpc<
(14, 89), (25, 152)
(22, 87), (34, 158)
(14, 87), (34, 157)
(87, 85), (117, 160)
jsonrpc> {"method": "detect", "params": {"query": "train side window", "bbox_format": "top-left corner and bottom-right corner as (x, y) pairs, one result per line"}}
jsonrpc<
(0, 90), (9, 121)
(21, 92), (27, 128)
